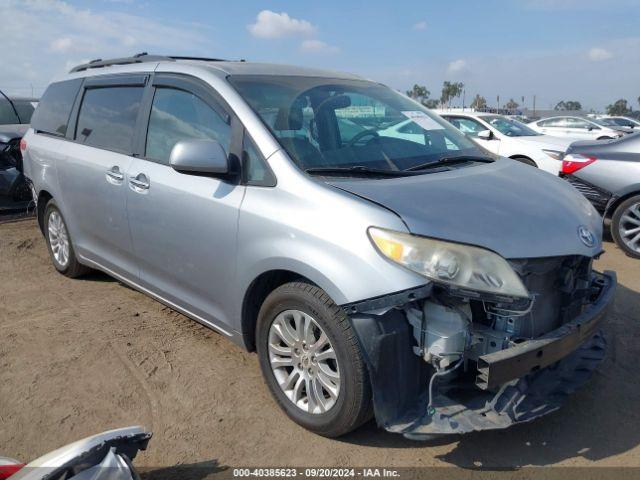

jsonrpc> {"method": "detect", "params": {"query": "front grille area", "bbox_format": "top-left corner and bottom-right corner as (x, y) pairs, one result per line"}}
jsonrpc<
(469, 256), (594, 340)
(562, 174), (611, 213)
(508, 256), (594, 337)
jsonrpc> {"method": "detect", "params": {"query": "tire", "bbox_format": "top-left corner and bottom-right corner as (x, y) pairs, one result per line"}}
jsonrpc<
(44, 200), (91, 277)
(512, 156), (537, 167)
(256, 282), (372, 437)
(611, 195), (640, 259)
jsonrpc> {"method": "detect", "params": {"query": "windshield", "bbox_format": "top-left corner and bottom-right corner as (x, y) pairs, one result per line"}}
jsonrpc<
(481, 115), (541, 136)
(229, 75), (486, 174)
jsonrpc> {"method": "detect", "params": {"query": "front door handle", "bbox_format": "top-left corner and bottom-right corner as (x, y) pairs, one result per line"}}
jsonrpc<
(129, 173), (150, 193)
(105, 166), (124, 184)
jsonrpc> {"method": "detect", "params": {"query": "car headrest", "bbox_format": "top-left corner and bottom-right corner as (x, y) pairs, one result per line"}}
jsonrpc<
(274, 105), (304, 131)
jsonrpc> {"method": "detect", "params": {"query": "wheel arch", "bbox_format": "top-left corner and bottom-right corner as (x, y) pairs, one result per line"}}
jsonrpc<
(509, 155), (537, 167)
(241, 269), (318, 351)
(606, 189), (640, 219)
(36, 189), (54, 235)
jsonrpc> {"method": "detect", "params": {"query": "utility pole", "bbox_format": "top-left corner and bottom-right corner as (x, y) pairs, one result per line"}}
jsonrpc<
(462, 89), (466, 110)
(533, 95), (537, 119)
(497, 95), (500, 113)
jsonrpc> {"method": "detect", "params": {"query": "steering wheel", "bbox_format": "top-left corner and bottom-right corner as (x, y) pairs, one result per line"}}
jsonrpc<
(346, 129), (380, 147)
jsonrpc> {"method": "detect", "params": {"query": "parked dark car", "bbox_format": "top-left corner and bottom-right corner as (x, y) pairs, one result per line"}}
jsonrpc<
(561, 133), (640, 258)
(0, 91), (38, 201)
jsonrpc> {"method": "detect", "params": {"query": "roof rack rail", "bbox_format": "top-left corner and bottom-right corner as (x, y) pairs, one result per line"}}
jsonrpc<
(168, 55), (228, 62)
(69, 53), (234, 73)
(69, 53), (173, 73)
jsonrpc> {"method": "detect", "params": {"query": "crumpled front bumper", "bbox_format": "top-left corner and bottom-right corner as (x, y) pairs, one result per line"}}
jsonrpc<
(351, 270), (616, 438)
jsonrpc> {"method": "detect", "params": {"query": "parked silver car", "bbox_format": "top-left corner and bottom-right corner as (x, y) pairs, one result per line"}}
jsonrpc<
(561, 133), (640, 258)
(22, 54), (616, 439)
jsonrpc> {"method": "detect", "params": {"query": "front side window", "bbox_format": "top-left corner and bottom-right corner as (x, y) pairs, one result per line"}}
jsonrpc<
(230, 75), (483, 174)
(482, 115), (541, 136)
(76, 86), (144, 153)
(31, 79), (82, 135)
(145, 87), (231, 164)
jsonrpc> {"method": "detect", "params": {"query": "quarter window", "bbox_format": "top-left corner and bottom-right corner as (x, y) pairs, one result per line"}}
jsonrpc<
(145, 87), (231, 164)
(75, 86), (144, 153)
(243, 134), (274, 185)
(31, 79), (82, 136)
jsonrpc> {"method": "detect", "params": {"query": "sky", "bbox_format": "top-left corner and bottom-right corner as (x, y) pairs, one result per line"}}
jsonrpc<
(2, 0), (640, 111)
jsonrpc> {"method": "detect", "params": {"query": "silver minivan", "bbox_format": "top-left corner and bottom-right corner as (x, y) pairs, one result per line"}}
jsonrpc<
(22, 54), (616, 439)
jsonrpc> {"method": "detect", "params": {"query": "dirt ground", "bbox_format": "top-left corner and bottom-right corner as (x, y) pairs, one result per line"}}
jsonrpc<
(1, 217), (639, 472)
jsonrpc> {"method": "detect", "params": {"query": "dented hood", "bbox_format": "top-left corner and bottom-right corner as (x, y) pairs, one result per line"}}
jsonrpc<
(326, 158), (603, 259)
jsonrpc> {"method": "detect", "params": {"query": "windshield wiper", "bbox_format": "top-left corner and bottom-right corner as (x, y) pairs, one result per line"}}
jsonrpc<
(405, 155), (494, 172)
(305, 166), (417, 177)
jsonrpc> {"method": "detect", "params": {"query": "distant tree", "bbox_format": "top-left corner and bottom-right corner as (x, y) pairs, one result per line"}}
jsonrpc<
(555, 100), (583, 111)
(441, 81), (464, 108)
(470, 94), (487, 110)
(406, 84), (434, 107)
(606, 99), (632, 116)
(424, 98), (439, 109)
(505, 98), (519, 111)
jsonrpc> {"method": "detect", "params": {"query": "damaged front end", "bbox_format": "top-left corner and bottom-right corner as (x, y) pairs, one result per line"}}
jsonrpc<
(347, 255), (616, 439)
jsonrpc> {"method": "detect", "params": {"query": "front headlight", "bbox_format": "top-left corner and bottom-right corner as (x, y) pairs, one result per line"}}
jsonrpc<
(542, 149), (564, 161)
(368, 228), (529, 298)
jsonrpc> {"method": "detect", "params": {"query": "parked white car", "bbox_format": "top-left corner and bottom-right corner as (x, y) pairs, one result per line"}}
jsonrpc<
(527, 116), (624, 140)
(435, 111), (575, 175)
(606, 116), (640, 129)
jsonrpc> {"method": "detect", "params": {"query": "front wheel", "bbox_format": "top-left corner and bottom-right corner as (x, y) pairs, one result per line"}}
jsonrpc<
(256, 282), (372, 437)
(611, 195), (640, 259)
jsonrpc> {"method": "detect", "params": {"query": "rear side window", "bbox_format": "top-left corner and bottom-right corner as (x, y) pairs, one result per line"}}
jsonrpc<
(31, 79), (82, 136)
(76, 86), (144, 154)
(145, 87), (231, 164)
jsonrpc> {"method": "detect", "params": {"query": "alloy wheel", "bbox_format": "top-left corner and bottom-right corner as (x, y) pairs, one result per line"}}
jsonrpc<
(268, 309), (341, 414)
(48, 210), (70, 267)
(619, 202), (640, 254)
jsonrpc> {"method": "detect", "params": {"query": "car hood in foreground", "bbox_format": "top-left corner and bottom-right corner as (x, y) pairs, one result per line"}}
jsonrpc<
(326, 159), (603, 259)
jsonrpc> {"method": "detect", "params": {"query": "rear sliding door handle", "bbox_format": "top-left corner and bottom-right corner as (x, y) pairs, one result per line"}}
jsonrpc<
(129, 173), (150, 192)
(105, 166), (124, 184)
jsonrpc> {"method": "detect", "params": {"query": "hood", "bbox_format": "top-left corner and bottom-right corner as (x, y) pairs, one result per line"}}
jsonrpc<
(326, 159), (603, 259)
(516, 134), (578, 150)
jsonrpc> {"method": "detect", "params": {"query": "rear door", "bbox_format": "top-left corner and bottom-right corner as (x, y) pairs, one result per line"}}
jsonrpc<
(564, 117), (598, 139)
(125, 74), (245, 333)
(57, 74), (148, 278)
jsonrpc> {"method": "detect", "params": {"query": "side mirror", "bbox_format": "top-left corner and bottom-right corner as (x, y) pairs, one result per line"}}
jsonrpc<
(477, 129), (493, 140)
(169, 139), (229, 176)
(587, 126), (594, 131)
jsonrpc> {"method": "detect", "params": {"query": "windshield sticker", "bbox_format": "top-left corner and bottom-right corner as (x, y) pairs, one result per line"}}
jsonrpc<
(401, 111), (445, 130)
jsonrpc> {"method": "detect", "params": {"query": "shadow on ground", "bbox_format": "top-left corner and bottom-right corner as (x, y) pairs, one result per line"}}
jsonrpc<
(140, 460), (227, 480)
(341, 282), (640, 469)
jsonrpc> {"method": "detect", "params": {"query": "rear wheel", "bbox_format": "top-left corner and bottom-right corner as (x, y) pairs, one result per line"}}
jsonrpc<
(44, 200), (91, 277)
(611, 195), (640, 259)
(597, 136), (614, 140)
(256, 282), (372, 437)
